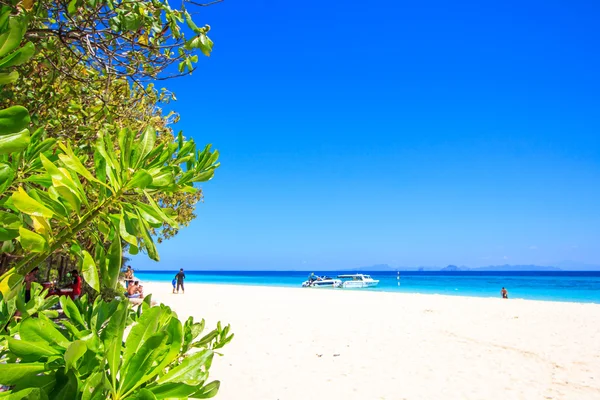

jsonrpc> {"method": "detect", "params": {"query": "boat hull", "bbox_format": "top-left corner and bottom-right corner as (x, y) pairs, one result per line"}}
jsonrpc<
(341, 280), (379, 288)
(302, 279), (342, 288)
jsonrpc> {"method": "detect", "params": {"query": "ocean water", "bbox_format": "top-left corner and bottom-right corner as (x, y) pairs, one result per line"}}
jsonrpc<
(135, 270), (600, 304)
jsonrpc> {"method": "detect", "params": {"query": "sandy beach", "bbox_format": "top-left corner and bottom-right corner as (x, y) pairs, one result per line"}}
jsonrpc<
(142, 282), (600, 400)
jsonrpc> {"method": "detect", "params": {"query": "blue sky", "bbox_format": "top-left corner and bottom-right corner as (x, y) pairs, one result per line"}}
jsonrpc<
(132, 0), (600, 270)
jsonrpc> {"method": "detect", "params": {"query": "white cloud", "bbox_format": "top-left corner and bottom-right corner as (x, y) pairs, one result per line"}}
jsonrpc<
(503, 256), (509, 260)
(529, 246), (538, 250)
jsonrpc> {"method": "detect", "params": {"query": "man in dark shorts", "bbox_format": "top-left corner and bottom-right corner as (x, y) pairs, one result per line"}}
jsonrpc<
(175, 268), (185, 294)
(501, 287), (508, 299)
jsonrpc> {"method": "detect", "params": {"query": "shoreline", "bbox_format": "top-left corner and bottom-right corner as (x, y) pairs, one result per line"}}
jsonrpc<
(137, 279), (600, 305)
(142, 282), (600, 400)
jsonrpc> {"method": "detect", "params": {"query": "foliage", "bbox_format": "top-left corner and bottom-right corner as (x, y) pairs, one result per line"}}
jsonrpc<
(0, 0), (217, 243)
(0, 282), (58, 337)
(0, 9), (35, 158)
(0, 4), (232, 400)
(24, 0), (215, 82)
(0, 122), (219, 293)
(154, 190), (204, 243)
(0, 295), (233, 399)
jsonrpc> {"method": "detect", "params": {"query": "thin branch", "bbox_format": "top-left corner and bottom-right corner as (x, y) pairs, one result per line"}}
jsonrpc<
(185, 0), (224, 6)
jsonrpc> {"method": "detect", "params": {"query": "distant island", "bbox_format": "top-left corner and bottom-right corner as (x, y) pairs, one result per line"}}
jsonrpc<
(349, 263), (595, 272)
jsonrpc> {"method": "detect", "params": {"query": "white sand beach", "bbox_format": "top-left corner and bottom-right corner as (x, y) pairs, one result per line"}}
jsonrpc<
(143, 282), (600, 400)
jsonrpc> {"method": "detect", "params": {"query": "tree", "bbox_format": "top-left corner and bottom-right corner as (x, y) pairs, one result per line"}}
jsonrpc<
(0, 5), (232, 397)
(0, 0), (218, 245)
(24, 0), (215, 83)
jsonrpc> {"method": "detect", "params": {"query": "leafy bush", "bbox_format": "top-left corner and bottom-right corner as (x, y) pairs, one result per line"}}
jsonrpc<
(0, 296), (233, 399)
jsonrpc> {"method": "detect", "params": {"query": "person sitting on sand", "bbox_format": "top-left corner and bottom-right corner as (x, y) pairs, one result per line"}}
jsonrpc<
(127, 280), (143, 298)
(71, 270), (82, 300)
(501, 287), (508, 299)
(124, 266), (134, 289)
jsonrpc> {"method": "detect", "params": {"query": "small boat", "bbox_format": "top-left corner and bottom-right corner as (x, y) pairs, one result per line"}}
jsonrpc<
(337, 274), (379, 288)
(302, 276), (342, 288)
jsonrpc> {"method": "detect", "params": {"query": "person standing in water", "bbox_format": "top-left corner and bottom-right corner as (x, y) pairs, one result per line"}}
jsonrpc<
(175, 268), (186, 294)
(501, 287), (508, 299)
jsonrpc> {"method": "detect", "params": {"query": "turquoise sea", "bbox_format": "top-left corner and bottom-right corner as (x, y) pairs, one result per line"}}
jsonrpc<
(135, 270), (600, 304)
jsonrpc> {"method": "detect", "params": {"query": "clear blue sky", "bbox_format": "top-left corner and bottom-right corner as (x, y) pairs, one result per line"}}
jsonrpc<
(132, 0), (600, 270)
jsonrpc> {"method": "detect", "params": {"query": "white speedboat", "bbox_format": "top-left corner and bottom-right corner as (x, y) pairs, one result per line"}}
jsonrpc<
(302, 276), (342, 288)
(337, 274), (379, 288)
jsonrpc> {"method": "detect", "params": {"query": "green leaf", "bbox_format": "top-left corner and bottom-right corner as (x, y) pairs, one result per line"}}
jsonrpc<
(11, 372), (56, 394)
(198, 34), (214, 57)
(142, 191), (178, 227)
(0, 106), (30, 135)
(132, 126), (156, 168)
(0, 162), (14, 193)
(156, 349), (213, 385)
(40, 154), (84, 212)
(134, 389), (157, 400)
(147, 168), (174, 188)
(80, 371), (104, 400)
(118, 212), (137, 247)
(191, 169), (215, 183)
(148, 383), (202, 399)
(60, 296), (86, 329)
(3, 387), (50, 400)
(0, 42), (35, 69)
(0, 127), (29, 154)
(64, 340), (87, 370)
(119, 332), (168, 396)
(29, 189), (67, 219)
(191, 381), (220, 399)
(194, 329), (218, 347)
(80, 250), (100, 292)
(11, 187), (54, 218)
(51, 369), (78, 400)
(101, 300), (128, 392)
(95, 134), (120, 191)
(105, 235), (121, 289)
(19, 317), (70, 349)
(0, 363), (47, 385)
(18, 227), (48, 252)
(133, 202), (163, 227)
(122, 306), (166, 367)
(0, 269), (22, 300)
(0, 210), (20, 228)
(0, 17), (27, 57)
(137, 213), (158, 261)
(118, 127), (134, 170)
(67, 0), (78, 15)
(0, 70), (18, 85)
(184, 11), (201, 33)
(57, 142), (101, 184)
(7, 338), (61, 360)
(127, 169), (152, 189)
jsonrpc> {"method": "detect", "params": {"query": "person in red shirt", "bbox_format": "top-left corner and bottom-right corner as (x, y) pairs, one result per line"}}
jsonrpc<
(71, 270), (82, 300)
